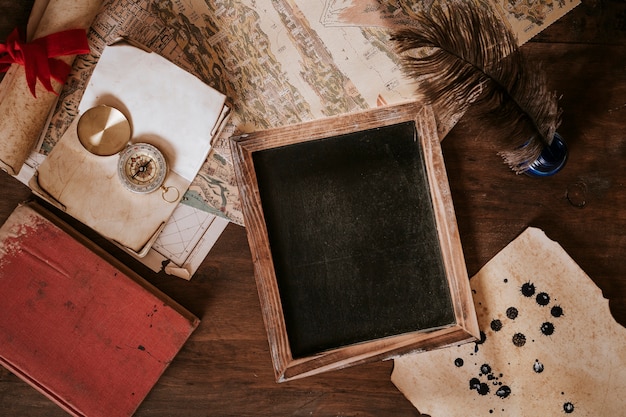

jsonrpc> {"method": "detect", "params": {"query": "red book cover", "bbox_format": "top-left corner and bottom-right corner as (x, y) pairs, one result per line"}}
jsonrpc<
(0, 201), (200, 417)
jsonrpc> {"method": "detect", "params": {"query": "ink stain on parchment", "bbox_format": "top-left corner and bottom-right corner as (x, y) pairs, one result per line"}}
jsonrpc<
(506, 307), (518, 320)
(390, 229), (626, 416)
(465, 279), (568, 412)
(536, 292), (550, 306)
(551, 305), (564, 317)
(541, 322), (555, 336)
(490, 319), (503, 332)
(521, 282), (536, 297)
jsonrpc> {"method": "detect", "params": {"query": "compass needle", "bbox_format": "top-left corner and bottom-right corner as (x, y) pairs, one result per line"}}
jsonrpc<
(78, 106), (176, 200)
(118, 143), (167, 194)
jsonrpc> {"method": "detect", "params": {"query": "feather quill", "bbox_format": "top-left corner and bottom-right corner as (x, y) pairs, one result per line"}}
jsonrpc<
(391, 0), (561, 172)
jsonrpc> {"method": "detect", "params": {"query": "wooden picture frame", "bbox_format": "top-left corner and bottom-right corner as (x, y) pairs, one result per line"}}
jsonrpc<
(231, 102), (479, 382)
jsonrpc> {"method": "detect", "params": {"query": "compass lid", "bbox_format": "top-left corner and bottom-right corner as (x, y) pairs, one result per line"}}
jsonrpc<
(77, 105), (131, 156)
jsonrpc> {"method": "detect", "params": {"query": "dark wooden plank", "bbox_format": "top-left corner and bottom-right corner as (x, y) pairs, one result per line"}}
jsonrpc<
(531, 0), (626, 45)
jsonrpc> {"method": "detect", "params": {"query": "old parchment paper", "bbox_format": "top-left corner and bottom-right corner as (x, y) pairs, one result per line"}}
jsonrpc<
(392, 227), (626, 416)
(32, 43), (227, 254)
(0, 0), (103, 175)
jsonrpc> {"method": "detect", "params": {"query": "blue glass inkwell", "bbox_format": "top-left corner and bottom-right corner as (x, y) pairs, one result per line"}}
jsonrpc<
(523, 133), (568, 177)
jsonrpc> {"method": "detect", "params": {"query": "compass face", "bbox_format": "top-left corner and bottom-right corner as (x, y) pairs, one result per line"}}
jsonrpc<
(118, 143), (167, 194)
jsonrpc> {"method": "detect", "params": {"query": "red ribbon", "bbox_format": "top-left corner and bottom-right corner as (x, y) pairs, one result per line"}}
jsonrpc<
(1, 28), (90, 97)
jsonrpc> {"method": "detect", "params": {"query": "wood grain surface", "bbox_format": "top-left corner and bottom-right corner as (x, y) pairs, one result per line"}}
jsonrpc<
(1, 0), (625, 416)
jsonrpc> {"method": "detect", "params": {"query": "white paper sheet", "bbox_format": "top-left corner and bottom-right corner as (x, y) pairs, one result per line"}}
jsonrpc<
(79, 42), (228, 181)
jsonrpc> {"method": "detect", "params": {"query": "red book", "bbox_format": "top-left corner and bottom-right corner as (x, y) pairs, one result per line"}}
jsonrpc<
(0, 201), (199, 417)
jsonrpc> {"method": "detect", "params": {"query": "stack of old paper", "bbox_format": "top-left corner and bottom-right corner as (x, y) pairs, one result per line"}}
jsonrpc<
(392, 228), (626, 416)
(31, 42), (229, 257)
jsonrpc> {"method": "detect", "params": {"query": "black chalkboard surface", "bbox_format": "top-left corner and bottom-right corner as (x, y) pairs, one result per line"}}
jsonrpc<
(253, 121), (455, 358)
(231, 102), (478, 381)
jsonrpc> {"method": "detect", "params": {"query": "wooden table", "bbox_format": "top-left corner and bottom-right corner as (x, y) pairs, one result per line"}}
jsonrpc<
(1, 1), (625, 416)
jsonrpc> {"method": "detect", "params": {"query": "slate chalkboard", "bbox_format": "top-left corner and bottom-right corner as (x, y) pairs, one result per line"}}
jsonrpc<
(253, 121), (455, 358)
(231, 102), (479, 381)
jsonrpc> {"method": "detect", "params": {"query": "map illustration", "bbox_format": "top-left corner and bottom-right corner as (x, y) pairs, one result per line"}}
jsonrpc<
(31, 0), (579, 276)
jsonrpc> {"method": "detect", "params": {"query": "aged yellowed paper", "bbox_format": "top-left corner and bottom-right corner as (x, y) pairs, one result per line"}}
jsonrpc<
(392, 228), (626, 416)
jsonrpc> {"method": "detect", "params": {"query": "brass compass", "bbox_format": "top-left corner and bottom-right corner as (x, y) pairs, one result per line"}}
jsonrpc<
(117, 142), (167, 194)
(76, 105), (178, 201)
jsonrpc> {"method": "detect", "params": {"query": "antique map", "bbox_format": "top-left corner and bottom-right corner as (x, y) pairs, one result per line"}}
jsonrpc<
(23, 0), (578, 276)
(39, 0), (579, 226)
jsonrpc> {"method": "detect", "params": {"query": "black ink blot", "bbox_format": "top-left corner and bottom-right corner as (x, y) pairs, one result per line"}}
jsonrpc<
(541, 322), (555, 336)
(563, 402), (574, 413)
(503, 278), (508, 283)
(506, 307), (519, 320)
(469, 378), (490, 395)
(512, 333), (526, 347)
(533, 360), (544, 373)
(536, 292), (550, 306)
(521, 282), (536, 297)
(454, 358), (464, 367)
(496, 385), (511, 399)
(491, 319), (503, 332)
(474, 331), (487, 353)
(480, 364), (492, 375)
(469, 377), (480, 389)
(551, 305), (564, 318)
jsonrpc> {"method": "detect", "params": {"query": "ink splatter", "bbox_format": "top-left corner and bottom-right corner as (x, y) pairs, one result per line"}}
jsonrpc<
(533, 360), (544, 373)
(466, 362), (511, 402)
(480, 364), (492, 375)
(536, 292), (550, 306)
(551, 305), (564, 318)
(469, 378), (489, 395)
(474, 331), (487, 353)
(455, 358), (464, 367)
(503, 278), (508, 283)
(496, 385), (511, 399)
(563, 402), (574, 413)
(521, 282), (536, 297)
(491, 319), (503, 332)
(541, 322), (555, 336)
(506, 307), (519, 320)
(512, 333), (526, 347)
